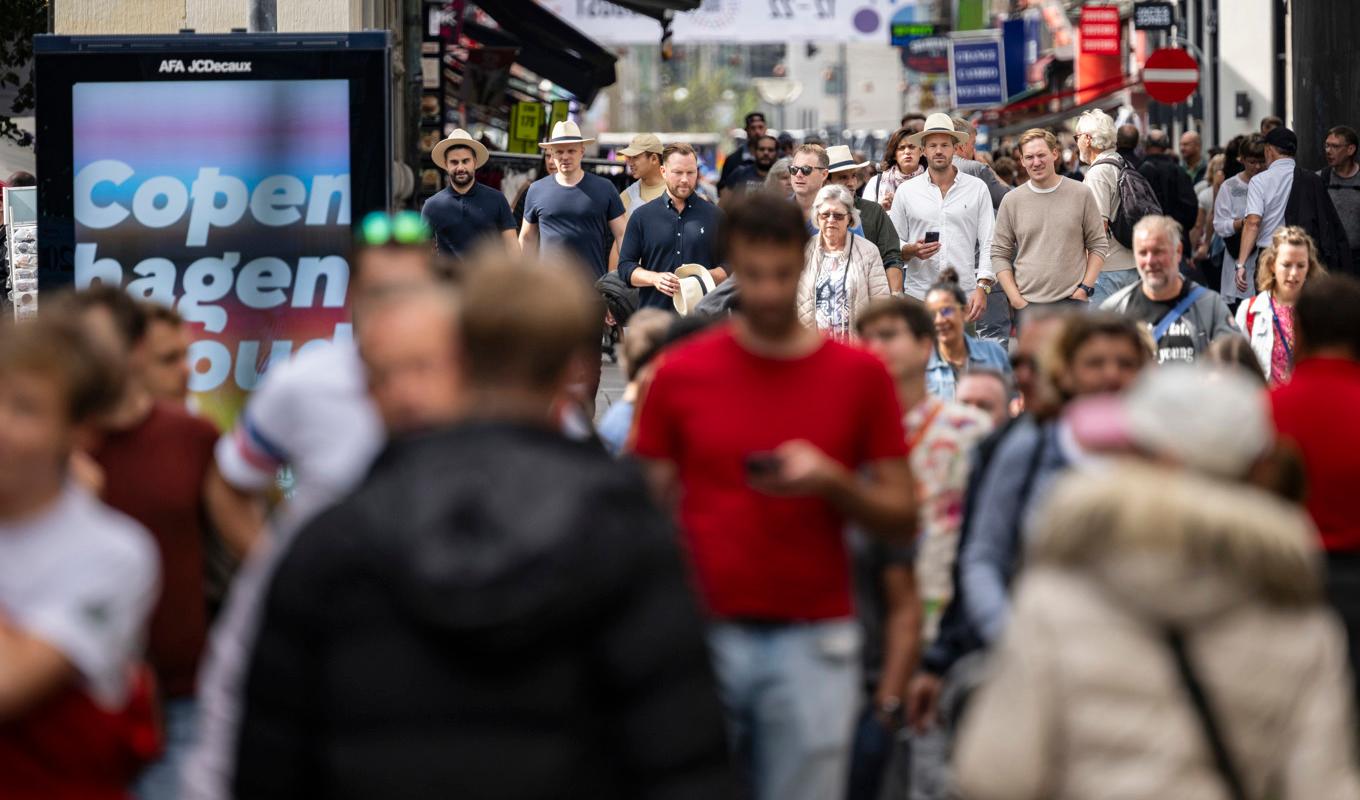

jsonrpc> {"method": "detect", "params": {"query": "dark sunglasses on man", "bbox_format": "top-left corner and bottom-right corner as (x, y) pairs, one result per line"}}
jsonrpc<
(789, 165), (826, 177)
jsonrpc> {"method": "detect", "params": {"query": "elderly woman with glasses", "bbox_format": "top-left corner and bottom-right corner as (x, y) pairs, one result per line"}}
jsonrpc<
(924, 268), (1012, 400)
(798, 184), (890, 340)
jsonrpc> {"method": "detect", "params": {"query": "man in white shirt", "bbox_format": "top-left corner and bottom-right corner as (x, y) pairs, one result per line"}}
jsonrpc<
(889, 113), (996, 323)
(1236, 126), (1298, 273)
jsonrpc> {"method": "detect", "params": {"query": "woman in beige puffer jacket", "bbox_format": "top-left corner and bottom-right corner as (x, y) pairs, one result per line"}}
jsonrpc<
(955, 462), (1360, 800)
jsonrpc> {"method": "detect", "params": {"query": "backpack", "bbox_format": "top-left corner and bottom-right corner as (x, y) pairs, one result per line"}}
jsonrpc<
(1094, 154), (1163, 249)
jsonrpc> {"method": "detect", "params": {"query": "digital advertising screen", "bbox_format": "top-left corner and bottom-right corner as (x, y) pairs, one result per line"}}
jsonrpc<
(36, 33), (389, 431)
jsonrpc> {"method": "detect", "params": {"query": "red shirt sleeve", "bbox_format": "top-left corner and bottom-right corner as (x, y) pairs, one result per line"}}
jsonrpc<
(858, 356), (909, 463)
(630, 359), (678, 460)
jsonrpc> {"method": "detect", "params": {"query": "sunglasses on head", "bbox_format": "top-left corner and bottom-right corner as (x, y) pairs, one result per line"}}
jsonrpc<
(790, 165), (825, 176)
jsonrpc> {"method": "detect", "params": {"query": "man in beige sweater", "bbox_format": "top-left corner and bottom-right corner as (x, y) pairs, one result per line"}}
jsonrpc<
(991, 129), (1108, 310)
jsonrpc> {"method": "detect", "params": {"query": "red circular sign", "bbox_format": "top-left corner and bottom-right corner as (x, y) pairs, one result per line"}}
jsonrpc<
(1143, 47), (1200, 104)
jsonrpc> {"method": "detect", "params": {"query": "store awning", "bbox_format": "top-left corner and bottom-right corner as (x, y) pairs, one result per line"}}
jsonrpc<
(472, 0), (618, 105)
(981, 73), (1136, 137)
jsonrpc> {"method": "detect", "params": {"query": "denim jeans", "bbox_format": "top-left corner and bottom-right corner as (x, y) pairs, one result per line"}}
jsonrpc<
(1090, 268), (1140, 306)
(709, 619), (862, 800)
(135, 696), (198, 800)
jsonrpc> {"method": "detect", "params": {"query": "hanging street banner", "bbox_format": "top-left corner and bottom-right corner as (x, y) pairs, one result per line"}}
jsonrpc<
(949, 30), (1006, 109)
(538, 0), (902, 44)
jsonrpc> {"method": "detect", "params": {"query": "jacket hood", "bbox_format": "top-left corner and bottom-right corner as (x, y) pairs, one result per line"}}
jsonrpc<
(349, 421), (669, 650)
(1029, 461), (1323, 626)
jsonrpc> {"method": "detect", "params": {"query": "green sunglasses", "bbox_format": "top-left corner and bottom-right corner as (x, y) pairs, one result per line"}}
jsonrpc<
(357, 210), (432, 246)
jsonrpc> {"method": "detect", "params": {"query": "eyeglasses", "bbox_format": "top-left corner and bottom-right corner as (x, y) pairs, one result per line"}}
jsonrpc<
(1324, 142), (1353, 151)
(358, 210), (432, 246)
(790, 165), (825, 176)
(935, 306), (958, 319)
(818, 211), (848, 221)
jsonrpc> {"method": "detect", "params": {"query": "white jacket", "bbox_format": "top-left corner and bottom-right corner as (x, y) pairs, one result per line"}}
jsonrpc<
(1234, 290), (1276, 377)
(798, 234), (890, 335)
(956, 463), (1360, 800)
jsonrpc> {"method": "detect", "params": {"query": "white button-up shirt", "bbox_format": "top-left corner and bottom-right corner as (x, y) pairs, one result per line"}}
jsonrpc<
(1245, 157), (1295, 247)
(888, 168), (995, 299)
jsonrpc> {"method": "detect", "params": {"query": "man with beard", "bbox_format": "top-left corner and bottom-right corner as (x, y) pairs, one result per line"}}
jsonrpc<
(422, 128), (517, 257)
(722, 134), (781, 200)
(619, 143), (725, 311)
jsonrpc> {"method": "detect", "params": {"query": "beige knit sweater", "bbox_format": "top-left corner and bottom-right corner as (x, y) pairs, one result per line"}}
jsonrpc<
(989, 178), (1109, 303)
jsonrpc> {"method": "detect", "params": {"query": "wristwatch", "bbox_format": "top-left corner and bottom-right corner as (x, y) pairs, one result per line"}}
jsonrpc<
(977, 279), (994, 295)
(1077, 282), (1097, 297)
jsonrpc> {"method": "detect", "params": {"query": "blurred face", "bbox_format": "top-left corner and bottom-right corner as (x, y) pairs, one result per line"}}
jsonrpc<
(1241, 152), (1266, 180)
(544, 153), (558, 175)
(626, 152), (660, 181)
(896, 139), (922, 173)
(957, 373), (1009, 428)
(1134, 227), (1183, 296)
(1064, 334), (1143, 397)
(860, 316), (933, 382)
(1325, 134), (1357, 168)
(1273, 241), (1312, 302)
(926, 289), (965, 345)
(1013, 316), (1062, 410)
(663, 152), (698, 201)
(445, 147), (477, 188)
(730, 236), (804, 337)
(1020, 138), (1057, 183)
(138, 319), (190, 401)
(817, 200), (852, 240)
(79, 306), (131, 371)
(352, 248), (435, 310)
(1180, 132), (1202, 163)
(359, 299), (462, 434)
(772, 170), (792, 192)
(1075, 130), (1096, 163)
(754, 137), (779, 169)
(746, 117), (767, 141)
(0, 369), (73, 497)
(790, 153), (827, 198)
(923, 133), (956, 171)
(548, 143), (583, 175)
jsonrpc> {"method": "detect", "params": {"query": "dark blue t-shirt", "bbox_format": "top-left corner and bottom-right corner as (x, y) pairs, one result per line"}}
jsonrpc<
(524, 172), (625, 278)
(421, 182), (516, 257)
(618, 194), (723, 310)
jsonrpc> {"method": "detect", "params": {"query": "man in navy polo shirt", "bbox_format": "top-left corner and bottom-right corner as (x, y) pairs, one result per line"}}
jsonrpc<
(520, 120), (628, 279)
(620, 143), (726, 311)
(421, 129), (517, 257)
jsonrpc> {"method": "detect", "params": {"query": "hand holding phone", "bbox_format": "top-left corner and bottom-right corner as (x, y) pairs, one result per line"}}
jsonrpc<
(923, 231), (940, 243)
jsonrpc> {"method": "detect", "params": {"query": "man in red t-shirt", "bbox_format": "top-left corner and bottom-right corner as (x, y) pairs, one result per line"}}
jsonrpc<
(633, 193), (917, 800)
(1270, 274), (1360, 698)
(70, 288), (261, 800)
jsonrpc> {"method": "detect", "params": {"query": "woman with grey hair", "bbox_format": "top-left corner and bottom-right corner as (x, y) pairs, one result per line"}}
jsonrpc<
(798, 183), (889, 340)
(765, 157), (793, 194)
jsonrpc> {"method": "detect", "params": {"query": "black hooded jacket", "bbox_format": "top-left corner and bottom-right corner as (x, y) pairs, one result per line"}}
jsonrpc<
(233, 421), (736, 800)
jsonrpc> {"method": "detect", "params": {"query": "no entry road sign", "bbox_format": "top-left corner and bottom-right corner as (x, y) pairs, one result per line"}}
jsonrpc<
(1143, 47), (1199, 104)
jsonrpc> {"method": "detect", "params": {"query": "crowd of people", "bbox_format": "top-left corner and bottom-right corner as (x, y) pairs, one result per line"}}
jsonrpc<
(6, 103), (1360, 800)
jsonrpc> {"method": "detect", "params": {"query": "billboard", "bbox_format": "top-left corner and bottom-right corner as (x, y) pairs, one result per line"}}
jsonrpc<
(35, 33), (390, 432)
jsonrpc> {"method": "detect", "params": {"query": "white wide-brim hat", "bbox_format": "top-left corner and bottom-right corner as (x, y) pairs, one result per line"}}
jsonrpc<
(907, 112), (969, 147)
(432, 128), (490, 170)
(673, 264), (717, 317)
(539, 120), (596, 148)
(825, 144), (866, 174)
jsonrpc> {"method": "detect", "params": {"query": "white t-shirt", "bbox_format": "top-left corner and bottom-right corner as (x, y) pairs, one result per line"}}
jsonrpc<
(0, 485), (158, 709)
(214, 337), (384, 537)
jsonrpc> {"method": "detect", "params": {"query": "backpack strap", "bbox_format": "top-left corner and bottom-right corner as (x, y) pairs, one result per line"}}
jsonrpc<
(1165, 628), (1250, 800)
(1153, 286), (1209, 343)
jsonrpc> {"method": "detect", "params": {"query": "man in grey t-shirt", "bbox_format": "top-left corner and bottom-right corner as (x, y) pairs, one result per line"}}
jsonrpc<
(1322, 125), (1360, 269)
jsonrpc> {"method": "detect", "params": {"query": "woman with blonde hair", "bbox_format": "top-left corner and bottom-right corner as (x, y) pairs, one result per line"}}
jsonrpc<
(798, 184), (890, 339)
(1235, 225), (1327, 384)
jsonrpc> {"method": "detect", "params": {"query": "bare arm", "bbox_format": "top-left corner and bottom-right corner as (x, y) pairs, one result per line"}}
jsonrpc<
(887, 266), (904, 294)
(630, 267), (681, 297)
(877, 564), (922, 719)
(1238, 215), (1262, 268)
(204, 463), (267, 559)
(1076, 250), (1104, 300)
(501, 228), (521, 255)
(518, 219), (539, 259)
(997, 268), (1026, 309)
(0, 619), (77, 722)
(608, 215), (628, 273)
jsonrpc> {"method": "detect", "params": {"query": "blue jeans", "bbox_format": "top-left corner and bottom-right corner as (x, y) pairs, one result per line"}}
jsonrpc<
(1090, 268), (1139, 306)
(709, 620), (862, 800)
(135, 697), (197, 800)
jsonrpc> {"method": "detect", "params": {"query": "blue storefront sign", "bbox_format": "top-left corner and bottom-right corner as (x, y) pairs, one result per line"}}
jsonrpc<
(949, 31), (1006, 108)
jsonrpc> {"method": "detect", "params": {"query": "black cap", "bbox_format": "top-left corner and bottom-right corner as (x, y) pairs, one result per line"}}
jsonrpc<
(744, 112), (766, 126)
(1264, 126), (1297, 155)
(777, 131), (795, 143)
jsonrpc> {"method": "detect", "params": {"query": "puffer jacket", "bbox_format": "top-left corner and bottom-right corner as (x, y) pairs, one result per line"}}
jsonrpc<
(233, 421), (736, 800)
(798, 234), (890, 335)
(956, 462), (1360, 800)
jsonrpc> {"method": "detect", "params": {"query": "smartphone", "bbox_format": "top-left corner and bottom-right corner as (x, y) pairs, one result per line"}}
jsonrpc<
(924, 231), (940, 243)
(744, 452), (782, 479)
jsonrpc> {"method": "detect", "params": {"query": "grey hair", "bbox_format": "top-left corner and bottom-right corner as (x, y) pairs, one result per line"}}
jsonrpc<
(1075, 108), (1117, 151)
(812, 184), (862, 230)
(765, 157), (792, 186)
(1133, 214), (1184, 251)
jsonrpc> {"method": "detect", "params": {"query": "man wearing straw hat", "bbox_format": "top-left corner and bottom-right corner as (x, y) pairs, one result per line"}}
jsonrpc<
(422, 128), (517, 257)
(520, 120), (628, 280)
